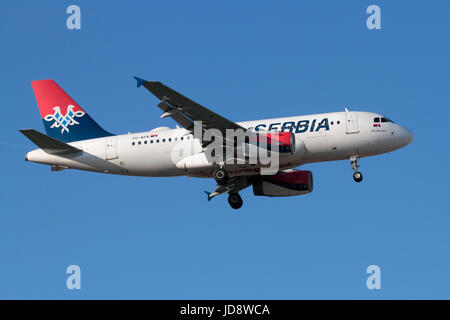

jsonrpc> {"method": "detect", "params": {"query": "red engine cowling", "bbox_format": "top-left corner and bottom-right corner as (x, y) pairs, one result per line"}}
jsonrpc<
(253, 170), (313, 197)
(248, 132), (295, 154)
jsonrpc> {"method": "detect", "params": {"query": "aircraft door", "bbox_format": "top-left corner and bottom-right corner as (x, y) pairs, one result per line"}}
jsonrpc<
(105, 136), (118, 160)
(345, 111), (359, 134)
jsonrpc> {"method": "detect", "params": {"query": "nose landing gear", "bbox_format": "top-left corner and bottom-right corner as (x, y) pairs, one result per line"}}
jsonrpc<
(353, 171), (363, 183)
(350, 155), (363, 183)
(228, 192), (243, 209)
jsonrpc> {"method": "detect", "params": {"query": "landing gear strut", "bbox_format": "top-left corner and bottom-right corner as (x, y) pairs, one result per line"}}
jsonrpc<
(350, 155), (363, 183)
(214, 168), (229, 186)
(228, 192), (243, 209)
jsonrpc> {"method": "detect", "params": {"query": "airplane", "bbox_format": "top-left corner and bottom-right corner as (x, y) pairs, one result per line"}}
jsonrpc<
(20, 78), (413, 209)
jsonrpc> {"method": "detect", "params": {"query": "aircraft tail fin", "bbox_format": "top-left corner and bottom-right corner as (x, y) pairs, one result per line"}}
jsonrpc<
(19, 129), (82, 155)
(31, 80), (112, 142)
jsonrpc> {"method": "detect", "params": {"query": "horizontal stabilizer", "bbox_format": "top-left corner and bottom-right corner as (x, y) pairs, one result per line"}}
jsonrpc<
(19, 129), (82, 155)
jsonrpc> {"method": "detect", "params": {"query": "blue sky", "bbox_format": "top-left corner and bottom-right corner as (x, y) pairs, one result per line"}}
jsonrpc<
(1, 0), (449, 299)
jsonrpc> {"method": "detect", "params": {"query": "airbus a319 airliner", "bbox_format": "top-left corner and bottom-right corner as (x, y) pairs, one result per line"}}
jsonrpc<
(20, 78), (413, 209)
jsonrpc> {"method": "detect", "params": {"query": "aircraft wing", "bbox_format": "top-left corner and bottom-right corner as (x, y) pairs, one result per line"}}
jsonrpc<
(134, 77), (246, 135)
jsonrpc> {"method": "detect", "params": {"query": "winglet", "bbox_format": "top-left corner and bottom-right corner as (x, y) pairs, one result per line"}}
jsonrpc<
(204, 191), (213, 202)
(133, 76), (147, 88)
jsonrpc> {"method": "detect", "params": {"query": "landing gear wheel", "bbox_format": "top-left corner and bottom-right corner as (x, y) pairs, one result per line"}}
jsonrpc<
(228, 193), (243, 209)
(350, 156), (363, 183)
(214, 168), (229, 185)
(353, 171), (363, 183)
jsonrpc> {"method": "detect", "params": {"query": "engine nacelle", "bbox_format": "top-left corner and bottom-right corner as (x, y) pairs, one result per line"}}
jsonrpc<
(248, 132), (295, 154)
(253, 170), (313, 197)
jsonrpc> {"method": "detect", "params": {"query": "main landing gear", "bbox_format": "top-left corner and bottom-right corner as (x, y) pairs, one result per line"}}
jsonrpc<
(228, 192), (243, 209)
(213, 168), (243, 209)
(214, 168), (229, 185)
(350, 155), (363, 183)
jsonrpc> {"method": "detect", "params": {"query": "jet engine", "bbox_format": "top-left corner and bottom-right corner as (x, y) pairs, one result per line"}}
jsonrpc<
(247, 132), (296, 154)
(252, 169), (313, 197)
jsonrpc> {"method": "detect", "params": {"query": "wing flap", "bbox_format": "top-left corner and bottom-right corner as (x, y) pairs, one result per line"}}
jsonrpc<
(157, 101), (193, 130)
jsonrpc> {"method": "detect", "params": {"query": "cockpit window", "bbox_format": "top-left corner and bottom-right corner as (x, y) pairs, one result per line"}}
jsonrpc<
(381, 117), (395, 123)
(374, 117), (380, 123)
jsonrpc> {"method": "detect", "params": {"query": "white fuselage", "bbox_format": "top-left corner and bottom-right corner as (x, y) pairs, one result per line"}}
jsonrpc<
(25, 111), (413, 177)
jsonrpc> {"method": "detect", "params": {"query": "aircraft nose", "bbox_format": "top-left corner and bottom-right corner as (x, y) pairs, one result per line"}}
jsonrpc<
(400, 126), (414, 146)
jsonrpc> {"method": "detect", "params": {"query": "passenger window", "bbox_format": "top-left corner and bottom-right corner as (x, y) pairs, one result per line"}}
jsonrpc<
(144, 140), (147, 144)
(169, 138), (172, 142)
(138, 141), (141, 145)
(162, 139), (165, 142)
(337, 121), (340, 125)
(157, 139), (159, 143)
(331, 121), (334, 125)
(132, 142), (135, 146)
(175, 137), (178, 141)
(150, 140), (153, 144)
(181, 137), (183, 140)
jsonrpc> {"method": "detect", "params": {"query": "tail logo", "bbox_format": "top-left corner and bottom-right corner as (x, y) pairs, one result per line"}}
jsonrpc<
(44, 105), (85, 134)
